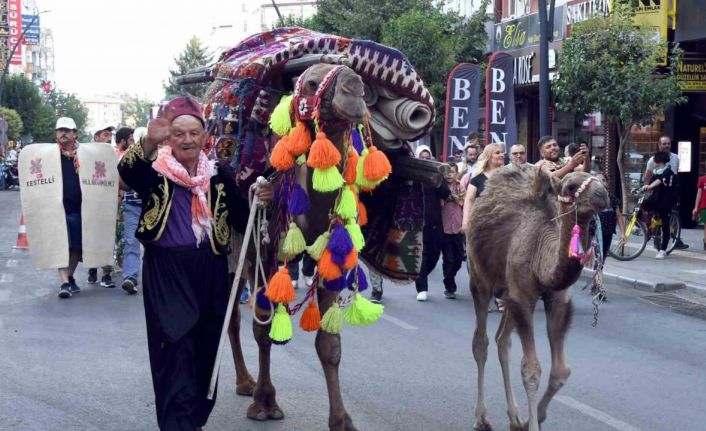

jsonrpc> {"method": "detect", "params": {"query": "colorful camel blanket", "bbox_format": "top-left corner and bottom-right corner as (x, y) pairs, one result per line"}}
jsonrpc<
(18, 143), (119, 269)
(203, 27), (430, 282)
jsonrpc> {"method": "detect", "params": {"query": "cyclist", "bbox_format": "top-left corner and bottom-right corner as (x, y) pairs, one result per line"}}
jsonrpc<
(642, 151), (678, 260)
(643, 136), (688, 250)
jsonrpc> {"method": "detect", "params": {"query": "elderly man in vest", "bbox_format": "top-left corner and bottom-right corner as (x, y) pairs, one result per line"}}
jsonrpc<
(118, 96), (272, 430)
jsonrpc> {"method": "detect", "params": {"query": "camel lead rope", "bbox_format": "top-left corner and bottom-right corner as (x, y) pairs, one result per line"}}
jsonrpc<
(591, 214), (605, 327)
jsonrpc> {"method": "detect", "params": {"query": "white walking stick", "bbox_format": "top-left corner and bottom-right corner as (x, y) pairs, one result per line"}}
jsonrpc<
(207, 176), (268, 399)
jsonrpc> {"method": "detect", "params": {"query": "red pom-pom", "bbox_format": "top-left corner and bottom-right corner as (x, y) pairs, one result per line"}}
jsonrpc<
(342, 248), (358, 270)
(318, 249), (343, 281)
(363, 145), (392, 181)
(343, 147), (359, 185)
(357, 200), (368, 226)
(265, 267), (297, 303)
(270, 139), (295, 171)
(307, 131), (341, 169)
(299, 299), (321, 332)
(286, 121), (313, 156)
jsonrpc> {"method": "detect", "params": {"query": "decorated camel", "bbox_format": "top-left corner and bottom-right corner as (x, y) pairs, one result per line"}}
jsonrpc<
(188, 28), (439, 430)
(466, 168), (609, 431)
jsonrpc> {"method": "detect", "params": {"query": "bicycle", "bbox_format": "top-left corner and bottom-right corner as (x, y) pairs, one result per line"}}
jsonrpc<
(608, 189), (680, 261)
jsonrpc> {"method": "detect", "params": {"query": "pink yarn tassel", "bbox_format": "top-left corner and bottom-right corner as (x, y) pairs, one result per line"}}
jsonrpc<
(569, 224), (585, 260)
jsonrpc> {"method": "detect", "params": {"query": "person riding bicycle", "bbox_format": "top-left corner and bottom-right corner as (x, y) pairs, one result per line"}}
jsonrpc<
(642, 151), (678, 260)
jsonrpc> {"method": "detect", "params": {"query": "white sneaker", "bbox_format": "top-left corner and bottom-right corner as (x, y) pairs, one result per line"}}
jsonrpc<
(655, 250), (667, 260)
(292, 279), (299, 290)
(416, 291), (428, 301)
(304, 275), (314, 287)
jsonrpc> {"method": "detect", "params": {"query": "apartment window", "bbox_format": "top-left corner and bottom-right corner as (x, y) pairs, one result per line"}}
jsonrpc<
(509, 0), (529, 17)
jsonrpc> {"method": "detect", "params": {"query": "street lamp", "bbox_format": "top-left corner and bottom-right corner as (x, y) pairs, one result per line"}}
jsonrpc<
(0, 9), (51, 107)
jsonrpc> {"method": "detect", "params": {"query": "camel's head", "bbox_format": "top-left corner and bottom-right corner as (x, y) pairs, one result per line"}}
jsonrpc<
(558, 172), (610, 216)
(297, 63), (367, 125)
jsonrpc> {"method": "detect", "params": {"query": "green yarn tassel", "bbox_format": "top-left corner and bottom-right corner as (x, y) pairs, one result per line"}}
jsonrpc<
(269, 303), (293, 344)
(335, 187), (357, 220)
(343, 293), (384, 326)
(269, 94), (293, 136)
(320, 302), (343, 334)
(283, 222), (306, 258)
(313, 166), (344, 193)
(355, 149), (377, 189)
(296, 153), (307, 165)
(306, 231), (331, 261)
(345, 219), (365, 252)
(276, 231), (286, 262)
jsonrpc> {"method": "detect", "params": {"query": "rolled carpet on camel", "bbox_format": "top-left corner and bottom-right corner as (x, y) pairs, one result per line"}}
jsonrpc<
(369, 97), (433, 142)
(18, 143), (119, 269)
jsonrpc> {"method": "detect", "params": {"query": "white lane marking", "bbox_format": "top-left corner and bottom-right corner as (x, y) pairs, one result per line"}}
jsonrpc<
(0, 273), (14, 283)
(6, 259), (18, 268)
(0, 290), (10, 302)
(556, 395), (643, 431)
(380, 313), (417, 330)
(684, 269), (706, 274)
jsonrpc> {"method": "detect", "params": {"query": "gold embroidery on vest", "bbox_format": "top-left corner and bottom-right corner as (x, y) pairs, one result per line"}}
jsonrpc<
(213, 183), (230, 246)
(121, 142), (143, 167)
(139, 177), (169, 233)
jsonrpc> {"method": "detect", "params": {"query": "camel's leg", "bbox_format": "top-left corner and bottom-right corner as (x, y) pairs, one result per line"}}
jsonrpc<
(495, 311), (525, 431)
(508, 296), (541, 431)
(246, 312), (284, 421)
(228, 277), (256, 396)
(470, 283), (493, 431)
(537, 291), (573, 425)
(316, 289), (358, 431)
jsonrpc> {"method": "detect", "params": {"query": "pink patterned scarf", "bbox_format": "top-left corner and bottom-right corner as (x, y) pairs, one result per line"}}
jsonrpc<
(152, 146), (216, 244)
(58, 141), (80, 172)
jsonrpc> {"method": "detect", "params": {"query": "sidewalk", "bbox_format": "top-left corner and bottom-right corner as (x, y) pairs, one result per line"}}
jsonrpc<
(582, 226), (706, 296)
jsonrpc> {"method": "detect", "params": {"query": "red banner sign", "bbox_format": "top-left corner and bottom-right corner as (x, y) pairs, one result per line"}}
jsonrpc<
(7, 0), (22, 65)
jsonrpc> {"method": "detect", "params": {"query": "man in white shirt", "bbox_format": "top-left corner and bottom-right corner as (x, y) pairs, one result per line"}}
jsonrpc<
(643, 135), (688, 250)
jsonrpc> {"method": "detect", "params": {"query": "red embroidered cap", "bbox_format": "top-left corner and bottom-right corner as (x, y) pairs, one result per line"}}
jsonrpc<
(162, 96), (205, 126)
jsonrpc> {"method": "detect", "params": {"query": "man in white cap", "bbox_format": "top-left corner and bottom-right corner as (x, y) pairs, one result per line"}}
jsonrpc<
(54, 117), (84, 297)
(87, 122), (117, 287)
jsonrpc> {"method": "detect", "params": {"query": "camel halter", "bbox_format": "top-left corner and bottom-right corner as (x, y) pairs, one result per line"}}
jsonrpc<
(557, 176), (596, 204)
(292, 65), (346, 121)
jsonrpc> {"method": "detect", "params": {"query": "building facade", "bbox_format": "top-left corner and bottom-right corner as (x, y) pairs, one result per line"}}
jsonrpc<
(82, 95), (122, 137)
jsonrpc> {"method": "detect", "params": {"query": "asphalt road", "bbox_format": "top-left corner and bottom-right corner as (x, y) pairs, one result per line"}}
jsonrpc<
(1, 190), (705, 431)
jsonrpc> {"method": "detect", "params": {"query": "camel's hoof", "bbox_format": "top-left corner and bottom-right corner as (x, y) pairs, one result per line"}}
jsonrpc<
(510, 422), (528, 431)
(473, 422), (492, 431)
(267, 406), (285, 420)
(329, 413), (358, 431)
(246, 403), (269, 421)
(235, 377), (256, 396)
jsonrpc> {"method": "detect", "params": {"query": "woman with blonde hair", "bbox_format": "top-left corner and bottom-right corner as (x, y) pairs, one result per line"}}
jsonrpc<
(461, 143), (506, 232)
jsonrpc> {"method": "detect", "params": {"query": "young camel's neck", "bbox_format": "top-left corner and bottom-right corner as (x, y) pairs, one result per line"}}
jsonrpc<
(535, 203), (591, 291)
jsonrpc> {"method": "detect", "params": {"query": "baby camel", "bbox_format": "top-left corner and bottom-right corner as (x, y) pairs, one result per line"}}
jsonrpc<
(467, 168), (609, 431)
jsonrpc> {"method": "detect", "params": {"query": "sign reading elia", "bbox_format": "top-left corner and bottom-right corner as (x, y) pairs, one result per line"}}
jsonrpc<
(494, 6), (565, 52)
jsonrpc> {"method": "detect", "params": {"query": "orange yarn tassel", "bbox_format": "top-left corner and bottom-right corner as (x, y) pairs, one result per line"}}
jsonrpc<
(363, 145), (392, 182)
(270, 139), (295, 171)
(265, 267), (297, 303)
(307, 131), (341, 169)
(343, 147), (359, 185)
(299, 299), (321, 332)
(318, 249), (343, 281)
(286, 121), (313, 156)
(343, 248), (358, 270)
(357, 200), (368, 226)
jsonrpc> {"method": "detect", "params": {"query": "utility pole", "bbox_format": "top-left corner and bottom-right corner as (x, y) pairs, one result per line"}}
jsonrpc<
(0, 10), (50, 107)
(271, 0), (283, 21)
(537, 0), (555, 137)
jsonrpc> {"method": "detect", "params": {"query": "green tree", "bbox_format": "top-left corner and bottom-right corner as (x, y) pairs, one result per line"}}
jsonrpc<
(275, 13), (323, 30)
(3, 75), (43, 139)
(47, 90), (89, 134)
(32, 104), (57, 143)
(164, 36), (213, 100)
(0, 107), (23, 140)
(554, 7), (686, 210)
(120, 95), (154, 128)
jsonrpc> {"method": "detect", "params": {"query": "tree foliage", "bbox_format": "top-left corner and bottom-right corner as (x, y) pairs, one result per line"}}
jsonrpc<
(120, 95), (154, 128)
(554, 7), (685, 210)
(46, 90), (89, 135)
(3, 75), (44, 139)
(164, 36), (213, 101)
(0, 107), (23, 140)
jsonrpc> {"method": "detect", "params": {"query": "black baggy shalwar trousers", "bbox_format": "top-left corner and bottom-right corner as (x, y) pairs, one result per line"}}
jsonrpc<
(142, 244), (230, 431)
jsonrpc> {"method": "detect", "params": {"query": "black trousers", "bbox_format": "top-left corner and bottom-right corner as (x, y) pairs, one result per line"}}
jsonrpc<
(286, 253), (316, 280)
(441, 233), (465, 292)
(656, 209), (671, 251)
(415, 225), (443, 293)
(142, 244), (230, 430)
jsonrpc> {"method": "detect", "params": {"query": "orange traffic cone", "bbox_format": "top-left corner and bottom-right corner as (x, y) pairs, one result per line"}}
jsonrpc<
(13, 215), (29, 249)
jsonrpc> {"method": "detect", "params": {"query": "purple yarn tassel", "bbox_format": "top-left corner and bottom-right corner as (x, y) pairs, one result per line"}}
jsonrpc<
(255, 287), (271, 310)
(324, 276), (346, 292)
(327, 223), (354, 265)
(351, 128), (364, 155)
(347, 266), (368, 292)
(288, 183), (311, 215)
